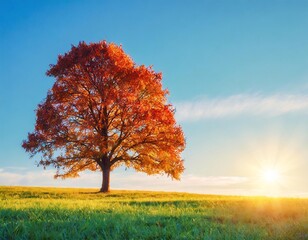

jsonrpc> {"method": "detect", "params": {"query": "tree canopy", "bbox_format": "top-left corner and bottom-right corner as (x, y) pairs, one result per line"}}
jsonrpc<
(22, 41), (185, 192)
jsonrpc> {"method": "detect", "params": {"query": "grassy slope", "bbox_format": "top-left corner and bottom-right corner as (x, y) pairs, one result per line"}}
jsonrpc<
(1, 186), (308, 240)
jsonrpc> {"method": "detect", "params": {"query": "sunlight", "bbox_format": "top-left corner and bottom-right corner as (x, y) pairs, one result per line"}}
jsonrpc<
(262, 168), (280, 183)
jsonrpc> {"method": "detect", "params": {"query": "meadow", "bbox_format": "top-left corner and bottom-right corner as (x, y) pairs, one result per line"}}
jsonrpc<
(1, 186), (308, 239)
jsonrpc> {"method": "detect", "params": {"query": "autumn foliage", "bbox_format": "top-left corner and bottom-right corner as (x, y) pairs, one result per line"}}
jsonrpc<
(22, 41), (185, 192)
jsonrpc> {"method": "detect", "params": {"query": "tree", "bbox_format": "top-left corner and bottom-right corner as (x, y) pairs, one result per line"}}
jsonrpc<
(22, 41), (185, 192)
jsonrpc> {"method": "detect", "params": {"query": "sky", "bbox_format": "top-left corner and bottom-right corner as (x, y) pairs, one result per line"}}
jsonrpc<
(1, 0), (308, 197)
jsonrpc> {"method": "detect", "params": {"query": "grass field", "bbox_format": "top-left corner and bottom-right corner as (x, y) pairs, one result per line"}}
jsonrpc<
(1, 186), (308, 239)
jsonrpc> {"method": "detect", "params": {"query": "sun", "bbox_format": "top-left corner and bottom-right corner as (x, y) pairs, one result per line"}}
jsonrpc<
(262, 169), (280, 183)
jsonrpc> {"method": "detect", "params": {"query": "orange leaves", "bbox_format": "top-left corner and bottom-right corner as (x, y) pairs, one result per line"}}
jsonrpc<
(105, 42), (134, 70)
(23, 40), (185, 184)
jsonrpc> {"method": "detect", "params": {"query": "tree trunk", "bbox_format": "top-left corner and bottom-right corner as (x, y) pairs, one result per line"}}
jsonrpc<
(100, 167), (110, 193)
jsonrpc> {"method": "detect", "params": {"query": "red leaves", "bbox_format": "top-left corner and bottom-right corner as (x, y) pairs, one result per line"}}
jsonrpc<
(23, 40), (185, 182)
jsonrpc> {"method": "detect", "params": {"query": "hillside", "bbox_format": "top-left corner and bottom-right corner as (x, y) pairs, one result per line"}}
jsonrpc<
(1, 186), (308, 239)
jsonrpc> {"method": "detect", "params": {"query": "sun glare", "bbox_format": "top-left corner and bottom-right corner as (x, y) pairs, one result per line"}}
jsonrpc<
(262, 169), (280, 183)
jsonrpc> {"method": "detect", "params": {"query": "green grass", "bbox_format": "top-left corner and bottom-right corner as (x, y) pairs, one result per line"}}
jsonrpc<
(1, 186), (308, 239)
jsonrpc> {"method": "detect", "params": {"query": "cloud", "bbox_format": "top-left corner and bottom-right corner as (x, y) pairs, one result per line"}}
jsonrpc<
(111, 173), (248, 192)
(2, 168), (307, 197)
(175, 93), (308, 121)
(0, 168), (248, 195)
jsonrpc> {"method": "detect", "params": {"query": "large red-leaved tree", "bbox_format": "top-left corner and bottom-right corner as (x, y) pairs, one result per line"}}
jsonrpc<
(22, 41), (185, 192)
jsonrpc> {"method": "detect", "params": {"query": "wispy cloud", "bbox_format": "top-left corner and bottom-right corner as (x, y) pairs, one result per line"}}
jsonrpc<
(0, 168), (248, 195)
(175, 93), (308, 121)
(2, 168), (307, 197)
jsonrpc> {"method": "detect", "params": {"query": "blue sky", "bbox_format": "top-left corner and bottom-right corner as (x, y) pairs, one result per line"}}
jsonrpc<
(1, 0), (308, 196)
